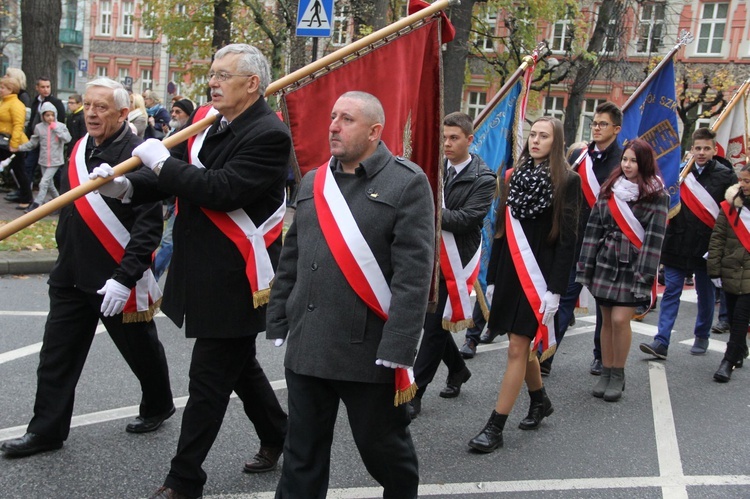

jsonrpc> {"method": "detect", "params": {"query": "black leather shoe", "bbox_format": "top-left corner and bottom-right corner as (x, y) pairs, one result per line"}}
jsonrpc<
(459, 339), (477, 359)
(590, 358), (603, 375)
(126, 405), (175, 433)
(4, 193), (21, 202)
(439, 366), (471, 398)
(468, 411), (506, 453)
(148, 486), (191, 499)
(518, 387), (553, 430)
(714, 359), (734, 383)
(243, 445), (283, 473)
(479, 329), (501, 344)
(407, 398), (421, 419)
(0, 432), (63, 457)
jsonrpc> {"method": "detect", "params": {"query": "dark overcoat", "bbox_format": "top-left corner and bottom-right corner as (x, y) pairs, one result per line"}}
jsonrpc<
(661, 157), (736, 270)
(129, 97), (291, 338)
(576, 184), (669, 302)
(266, 142), (435, 383)
(486, 169), (581, 337)
(49, 124), (162, 293)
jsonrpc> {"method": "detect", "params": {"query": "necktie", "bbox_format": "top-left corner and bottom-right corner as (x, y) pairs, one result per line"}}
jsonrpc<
(217, 120), (228, 133)
(445, 166), (456, 186)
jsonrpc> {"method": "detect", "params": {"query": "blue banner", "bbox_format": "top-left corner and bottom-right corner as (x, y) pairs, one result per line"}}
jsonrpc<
(470, 81), (522, 291)
(619, 58), (681, 210)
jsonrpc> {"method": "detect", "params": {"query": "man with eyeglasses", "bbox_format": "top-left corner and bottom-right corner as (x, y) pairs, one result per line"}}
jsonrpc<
(91, 44), (289, 499)
(542, 101), (623, 378)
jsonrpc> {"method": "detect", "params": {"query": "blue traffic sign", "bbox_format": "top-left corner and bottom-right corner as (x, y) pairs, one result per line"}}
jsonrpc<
(78, 58), (88, 72)
(296, 0), (334, 37)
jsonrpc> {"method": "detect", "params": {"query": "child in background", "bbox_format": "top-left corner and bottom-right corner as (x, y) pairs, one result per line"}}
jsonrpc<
(15, 102), (70, 213)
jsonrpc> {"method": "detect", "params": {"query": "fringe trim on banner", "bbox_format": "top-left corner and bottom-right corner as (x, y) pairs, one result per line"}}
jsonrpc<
(122, 298), (162, 324)
(442, 318), (474, 333)
(394, 382), (417, 407)
(253, 288), (271, 308)
(574, 307), (589, 314)
(668, 201), (682, 219)
(474, 280), (490, 322)
(512, 76), (527, 166)
(531, 343), (557, 363)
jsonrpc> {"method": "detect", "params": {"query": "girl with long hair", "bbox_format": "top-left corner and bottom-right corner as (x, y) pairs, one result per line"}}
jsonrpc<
(468, 117), (581, 453)
(576, 138), (668, 401)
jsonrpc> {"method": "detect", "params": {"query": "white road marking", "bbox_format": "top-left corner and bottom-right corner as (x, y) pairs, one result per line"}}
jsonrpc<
(0, 324), (107, 365)
(649, 362), (688, 498)
(678, 337), (727, 354)
(0, 310), (49, 316)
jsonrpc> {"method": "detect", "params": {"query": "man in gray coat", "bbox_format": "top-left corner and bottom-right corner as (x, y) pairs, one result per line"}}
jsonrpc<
(267, 91), (435, 498)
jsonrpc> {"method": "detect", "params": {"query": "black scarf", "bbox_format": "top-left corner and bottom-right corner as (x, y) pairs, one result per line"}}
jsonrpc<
(507, 158), (553, 220)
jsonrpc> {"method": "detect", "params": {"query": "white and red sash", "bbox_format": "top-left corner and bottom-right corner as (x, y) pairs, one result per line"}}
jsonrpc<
(607, 195), (658, 306)
(721, 201), (750, 254)
(504, 209), (556, 360)
(69, 137), (162, 322)
(680, 173), (720, 229)
(313, 159), (415, 406)
(440, 230), (481, 331)
(574, 149), (599, 209)
(186, 105), (285, 308)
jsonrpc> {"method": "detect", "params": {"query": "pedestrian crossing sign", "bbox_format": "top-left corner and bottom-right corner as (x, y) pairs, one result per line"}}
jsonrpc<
(296, 0), (334, 37)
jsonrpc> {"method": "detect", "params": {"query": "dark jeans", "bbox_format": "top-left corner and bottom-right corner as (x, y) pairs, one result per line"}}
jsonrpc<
(1, 149), (31, 202)
(465, 300), (486, 344)
(277, 369), (418, 499)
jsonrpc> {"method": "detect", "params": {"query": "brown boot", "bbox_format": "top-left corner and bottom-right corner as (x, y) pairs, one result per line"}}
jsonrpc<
(243, 445), (283, 473)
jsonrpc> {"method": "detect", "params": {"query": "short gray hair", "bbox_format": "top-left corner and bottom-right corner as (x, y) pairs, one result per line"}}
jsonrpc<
(87, 77), (130, 110)
(215, 44), (271, 96)
(340, 91), (385, 127)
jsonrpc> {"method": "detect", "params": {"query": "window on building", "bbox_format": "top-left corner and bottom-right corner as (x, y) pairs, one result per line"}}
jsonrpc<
(176, 4), (186, 15)
(472, 7), (497, 52)
(550, 14), (573, 53)
(696, 103), (715, 129)
(61, 60), (76, 90)
(544, 96), (565, 121)
(466, 91), (487, 120)
(141, 69), (153, 93)
(332, 3), (350, 46)
(580, 98), (604, 142)
(121, 1), (134, 37)
(1, 56), (9, 76)
(118, 67), (130, 84)
(141, 4), (155, 38)
(98, 0), (112, 36)
(171, 71), (182, 95)
(697, 3), (728, 54)
(97, 66), (109, 77)
(599, 9), (618, 54)
(64, 0), (77, 30)
(636, 3), (665, 54)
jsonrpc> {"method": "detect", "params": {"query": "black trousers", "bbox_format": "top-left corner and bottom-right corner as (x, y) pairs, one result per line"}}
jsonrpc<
(277, 369), (418, 499)
(164, 336), (287, 498)
(0, 148), (31, 203)
(27, 286), (173, 440)
(724, 292), (750, 362)
(413, 280), (466, 398)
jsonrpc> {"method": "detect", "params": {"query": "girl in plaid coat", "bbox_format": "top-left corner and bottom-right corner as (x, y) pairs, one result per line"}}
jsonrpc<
(576, 139), (668, 401)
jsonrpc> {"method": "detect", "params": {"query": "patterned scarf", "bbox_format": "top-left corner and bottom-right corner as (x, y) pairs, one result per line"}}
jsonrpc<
(507, 158), (553, 220)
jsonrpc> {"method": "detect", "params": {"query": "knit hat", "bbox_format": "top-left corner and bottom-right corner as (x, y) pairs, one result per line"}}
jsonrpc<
(172, 99), (194, 116)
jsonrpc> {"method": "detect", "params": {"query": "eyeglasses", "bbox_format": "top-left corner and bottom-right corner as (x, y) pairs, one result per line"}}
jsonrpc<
(590, 121), (612, 130)
(208, 71), (254, 82)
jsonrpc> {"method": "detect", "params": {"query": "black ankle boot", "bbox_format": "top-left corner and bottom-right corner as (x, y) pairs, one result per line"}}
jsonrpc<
(714, 359), (734, 383)
(468, 411), (507, 453)
(519, 386), (553, 430)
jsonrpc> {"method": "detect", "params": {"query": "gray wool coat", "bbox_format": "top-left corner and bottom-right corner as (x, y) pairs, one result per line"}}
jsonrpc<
(266, 142), (435, 384)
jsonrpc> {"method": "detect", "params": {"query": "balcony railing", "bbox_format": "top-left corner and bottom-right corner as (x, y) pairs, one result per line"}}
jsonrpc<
(60, 29), (83, 46)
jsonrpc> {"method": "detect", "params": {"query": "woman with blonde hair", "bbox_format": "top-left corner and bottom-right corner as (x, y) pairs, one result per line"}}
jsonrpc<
(468, 117), (581, 453)
(128, 93), (148, 138)
(0, 75), (31, 208)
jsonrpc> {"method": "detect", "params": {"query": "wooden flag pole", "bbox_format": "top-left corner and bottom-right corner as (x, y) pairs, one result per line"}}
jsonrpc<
(678, 77), (750, 183)
(0, 0), (459, 241)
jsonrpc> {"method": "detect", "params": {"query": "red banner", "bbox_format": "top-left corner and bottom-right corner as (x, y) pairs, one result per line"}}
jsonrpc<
(281, 16), (444, 199)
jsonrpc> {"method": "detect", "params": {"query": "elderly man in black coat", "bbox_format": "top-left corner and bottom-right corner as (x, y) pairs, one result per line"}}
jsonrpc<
(92, 44), (289, 499)
(0, 77), (174, 458)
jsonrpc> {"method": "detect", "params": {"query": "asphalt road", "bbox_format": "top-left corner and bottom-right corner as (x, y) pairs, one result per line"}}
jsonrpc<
(0, 275), (748, 498)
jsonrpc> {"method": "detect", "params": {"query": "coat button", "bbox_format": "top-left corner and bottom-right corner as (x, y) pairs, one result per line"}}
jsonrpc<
(311, 262), (318, 270)
(307, 304), (315, 312)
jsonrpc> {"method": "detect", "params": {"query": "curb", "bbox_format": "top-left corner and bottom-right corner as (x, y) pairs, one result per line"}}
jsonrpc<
(0, 249), (58, 276)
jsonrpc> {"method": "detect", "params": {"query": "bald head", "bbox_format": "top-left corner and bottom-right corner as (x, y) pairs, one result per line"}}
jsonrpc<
(329, 92), (386, 173)
(339, 91), (385, 128)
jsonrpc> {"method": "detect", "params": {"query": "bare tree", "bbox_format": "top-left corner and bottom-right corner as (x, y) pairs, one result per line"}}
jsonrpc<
(21, 0), (61, 92)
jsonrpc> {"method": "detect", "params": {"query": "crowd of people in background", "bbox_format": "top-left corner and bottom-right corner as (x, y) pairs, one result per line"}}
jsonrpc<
(0, 48), (747, 498)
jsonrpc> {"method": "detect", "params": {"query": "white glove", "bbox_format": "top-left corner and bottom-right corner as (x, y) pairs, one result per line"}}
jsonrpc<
(712, 278), (722, 288)
(97, 278), (131, 317)
(538, 290), (561, 328)
(133, 138), (170, 169)
(0, 155), (12, 171)
(88, 163), (132, 200)
(274, 338), (285, 347)
(485, 284), (495, 304)
(375, 359), (410, 369)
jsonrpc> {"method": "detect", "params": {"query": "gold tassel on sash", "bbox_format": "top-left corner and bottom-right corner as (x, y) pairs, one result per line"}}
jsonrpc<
(394, 381), (417, 407)
(532, 343), (557, 363)
(122, 298), (162, 324)
(253, 288), (271, 308)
